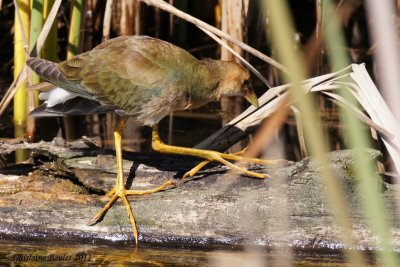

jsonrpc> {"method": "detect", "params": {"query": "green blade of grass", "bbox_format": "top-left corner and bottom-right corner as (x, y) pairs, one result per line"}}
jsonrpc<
(322, 1), (398, 266)
(262, 1), (366, 265)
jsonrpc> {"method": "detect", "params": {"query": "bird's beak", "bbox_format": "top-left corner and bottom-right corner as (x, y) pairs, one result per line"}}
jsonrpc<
(244, 88), (259, 108)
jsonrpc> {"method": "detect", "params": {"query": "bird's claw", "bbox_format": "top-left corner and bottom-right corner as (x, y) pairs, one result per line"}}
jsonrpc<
(182, 160), (210, 179)
(88, 180), (175, 244)
(182, 152), (274, 179)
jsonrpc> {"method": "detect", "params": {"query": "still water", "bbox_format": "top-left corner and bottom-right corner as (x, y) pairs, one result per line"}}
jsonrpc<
(0, 240), (379, 267)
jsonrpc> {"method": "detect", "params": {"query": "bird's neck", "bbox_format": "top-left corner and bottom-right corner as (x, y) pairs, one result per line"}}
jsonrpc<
(179, 58), (219, 103)
(200, 58), (225, 99)
(202, 58), (224, 77)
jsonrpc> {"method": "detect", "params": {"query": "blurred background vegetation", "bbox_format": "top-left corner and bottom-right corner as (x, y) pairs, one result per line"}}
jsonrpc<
(2, 0), (400, 266)
(0, 0), (376, 161)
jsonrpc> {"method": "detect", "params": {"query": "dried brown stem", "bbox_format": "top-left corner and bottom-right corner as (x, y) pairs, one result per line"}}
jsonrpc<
(139, 0), (287, 73)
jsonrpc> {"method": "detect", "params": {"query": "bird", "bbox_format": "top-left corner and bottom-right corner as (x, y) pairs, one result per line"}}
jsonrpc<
(26, 35), (274, 244)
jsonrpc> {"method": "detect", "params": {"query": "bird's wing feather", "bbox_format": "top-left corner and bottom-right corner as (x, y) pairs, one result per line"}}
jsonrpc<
(58, 36), (201, 115)
(29, 97), (116, 117)
(26, 57), (95, 99)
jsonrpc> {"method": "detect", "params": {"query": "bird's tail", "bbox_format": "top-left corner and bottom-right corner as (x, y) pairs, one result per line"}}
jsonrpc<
(26, 57), (94, 99)
(26, 58), (113, 117)
(26, 57), (64, 85)
(30, 97), (116, 118)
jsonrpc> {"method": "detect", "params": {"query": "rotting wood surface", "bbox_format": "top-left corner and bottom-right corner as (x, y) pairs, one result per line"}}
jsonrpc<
(0, 138), (399, 250)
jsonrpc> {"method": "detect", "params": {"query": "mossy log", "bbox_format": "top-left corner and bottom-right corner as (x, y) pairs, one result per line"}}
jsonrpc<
(0, 138), (399, 249)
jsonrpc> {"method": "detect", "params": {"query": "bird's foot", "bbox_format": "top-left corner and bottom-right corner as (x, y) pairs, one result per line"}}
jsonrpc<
(182, 150), (287, 180)
(87, 180), (175, 244)
(232, 147), (288, 165)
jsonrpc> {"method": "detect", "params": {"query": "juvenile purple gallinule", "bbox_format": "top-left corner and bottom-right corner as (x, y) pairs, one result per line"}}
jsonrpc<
(27, 35), (272, 244)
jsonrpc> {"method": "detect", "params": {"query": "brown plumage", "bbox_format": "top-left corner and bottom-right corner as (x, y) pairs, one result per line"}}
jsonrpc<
(27, 35), (258, 125)
(27, 36), (269, 245)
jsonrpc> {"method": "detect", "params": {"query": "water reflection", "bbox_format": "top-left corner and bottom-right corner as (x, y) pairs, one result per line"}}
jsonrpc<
(0, 240), (378, 267)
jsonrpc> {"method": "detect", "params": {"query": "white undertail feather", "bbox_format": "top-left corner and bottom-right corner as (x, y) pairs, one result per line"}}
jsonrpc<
(39, 87), (79, 107)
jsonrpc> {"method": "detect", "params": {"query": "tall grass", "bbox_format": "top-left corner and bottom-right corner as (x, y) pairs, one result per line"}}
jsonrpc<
(63, 0), (83, 141)
(262, 1), (366, 265)
(6, 0), (400, 265)
(13, 0), (29, 161)
(29, 0), (42, 84)
(264, 0), (398, 266)
(42, 0), (58, 61)
(26, 0), (43, 138)
(322, 1), (398, 266)
(67, 0), (83, 59)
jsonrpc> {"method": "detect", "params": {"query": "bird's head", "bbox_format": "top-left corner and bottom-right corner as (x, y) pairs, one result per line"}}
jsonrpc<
(206, 60), (259, 108)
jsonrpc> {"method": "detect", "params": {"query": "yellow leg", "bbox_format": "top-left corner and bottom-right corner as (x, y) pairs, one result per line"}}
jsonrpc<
(151, 125), (286, 179)
(88, 118), (175, 245)
(181, 148), (287, 179)
(182, 160), (210, 179)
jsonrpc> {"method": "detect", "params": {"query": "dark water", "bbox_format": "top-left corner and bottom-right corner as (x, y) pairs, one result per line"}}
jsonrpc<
(0, 240), (380, 267)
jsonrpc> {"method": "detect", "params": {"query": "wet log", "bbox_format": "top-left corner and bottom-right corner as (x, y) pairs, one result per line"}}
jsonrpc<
(0, 138), (399, 249)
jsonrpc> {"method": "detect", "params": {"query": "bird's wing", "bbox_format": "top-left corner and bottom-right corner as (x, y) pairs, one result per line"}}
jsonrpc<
(58, 36), (200, 113)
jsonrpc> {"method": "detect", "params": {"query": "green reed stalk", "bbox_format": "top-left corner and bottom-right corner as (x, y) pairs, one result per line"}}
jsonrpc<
(263, 1), (366, 266)
(42, 0), (58, 61)
(63, 0), (83, 141)
(322, 1), (398, 266)
(67, 0), (83, 58)
(13, 0), (30, 161)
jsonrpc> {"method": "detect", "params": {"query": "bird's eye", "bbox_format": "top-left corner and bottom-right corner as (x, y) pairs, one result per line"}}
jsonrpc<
(243, 79), (251, 89)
